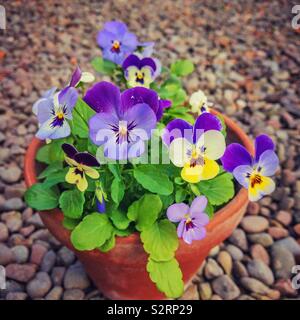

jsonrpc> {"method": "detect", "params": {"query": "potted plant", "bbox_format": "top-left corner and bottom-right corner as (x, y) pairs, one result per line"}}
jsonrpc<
(24, 21), (279, 300)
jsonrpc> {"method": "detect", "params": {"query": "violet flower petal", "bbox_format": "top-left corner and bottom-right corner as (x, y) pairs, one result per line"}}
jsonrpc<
(221, 143), (252, 173)
(254, 134), (275, 163)
(257, 150), (279, 176)
(162, 118), (193, 146)
(74, 153), (100, 167)
(62, 143), (78, 159)
(193, 113), (222, 143)
(167, 202), (190, 223)
(189, 196), (208, 218)
(70, 66), (82, 87)
(232, 164), (252, 189)
(84, 81), (121, 115)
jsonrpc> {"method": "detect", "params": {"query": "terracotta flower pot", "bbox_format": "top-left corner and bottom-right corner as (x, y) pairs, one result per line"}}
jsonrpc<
(24, 110), (254, 300)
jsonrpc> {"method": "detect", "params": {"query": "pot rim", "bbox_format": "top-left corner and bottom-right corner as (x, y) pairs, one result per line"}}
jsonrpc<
(24, 109), (254, 245)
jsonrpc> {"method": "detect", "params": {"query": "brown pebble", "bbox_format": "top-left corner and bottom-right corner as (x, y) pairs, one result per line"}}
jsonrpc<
(250, 244), (270, 265)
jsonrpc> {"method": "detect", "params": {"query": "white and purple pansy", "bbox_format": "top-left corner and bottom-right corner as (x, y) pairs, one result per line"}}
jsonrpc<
(122, 54), (161, 88)
(35, 88), (78, 140)
(84, 81), (168, 160)
(162, 113), (225, 183)
(167, 196), (209, 244)
(221, 134), (279, 202)
(97, 21), (138, 65)
(32, 87), (57, 115)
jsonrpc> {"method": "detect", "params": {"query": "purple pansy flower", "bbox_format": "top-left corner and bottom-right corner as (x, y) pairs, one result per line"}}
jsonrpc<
(138, 41), (155, 57)
(84, 81), (162, 160)
(162, 114), (225, 183)
(167, 196), (209, 244)
(32, 87), (57, 115)
(96, 198), (106, 213)
(62, 143), (100, 192)
(97, 21), (138, 65)
(221, 134), (279, 201)
(35, 87), (78, 140)
(122, 54), (161, 88)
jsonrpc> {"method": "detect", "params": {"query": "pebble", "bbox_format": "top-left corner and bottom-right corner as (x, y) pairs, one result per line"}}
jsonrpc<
(225, 244), (244, 261)
(6, 263), (37, 282)
(274, 279), (298, 297)
(51, 267), (66, 286)
(0, 166), (22, 183)
(233, 261), (248, 278)
(247, 202), (260, 215)
(0, 222), (9, 241)
(275, 211), (292, 226)
(64, 263), (91, 290)
(273, 237), (300, 261)
(240, 216), (269, 233)
(11, 245), (29, 264)
(41, 250), (56, 272)
(250, 244), (270, 265)
(240, 277), (271, 295)
(248, 233), (274, 247)
(198, 282), (212, 300)
(6, 292), (28, 300)
(217, 251), (232, 275)
(45, 286), (63, 300)
(2, 198), (24, 211)
(204, 258), (224, 279)
(247, 259), (274, 285)
(57, 247), (75, 266)
(228, 228), (248, 251)
(30, 243), (48, 265)
(179, 284), (199, 300)
(26, 272), (52, 299)
(0, 243), (14, 265)
(1, 211), (22, 232)
(271, 245), (295, 279)
(63, 289), (85, 300)
(268, 227), (288, 239)
(212, 275), (240, 300)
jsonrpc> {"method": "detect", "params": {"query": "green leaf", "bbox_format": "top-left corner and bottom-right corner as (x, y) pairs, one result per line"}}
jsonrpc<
(98, 233), (116, 252)
(216, 114), (227, 137)
(59, 189), (85, 219)
(108, 163), (122, 180)
(205, 201), (214, 219)
(91, 57), (117, 75)
(71, 213), (113, 251)
(175, 187), (188, 203)
(197, 172), (235, 205)
(109, 210), (130, 230)
(111, 178), (125, 205)
(170, 59), (194, 77)
(71, 98), (95, 138)
(133, 165), (173, 196)
(141, 220), (178, 261)
(49, 137), (73, 162)
(37, 162), (63, 180)
(127, 194), (162, 231)
(159, 194), (175, 210)
(43, 168), (69, 187)
(24, 183), (59, 211)
(62, 217), (80, 230)
(147, 258), (184, 299)
(36, 144), (51, 164)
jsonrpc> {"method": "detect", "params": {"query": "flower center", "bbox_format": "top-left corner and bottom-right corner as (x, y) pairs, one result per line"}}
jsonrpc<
(250, 173), (262, 188)
(135, 71), (145, 84)
(56, 111), (64, 120)
(51, 107), (66, 128)
(119, 124), (128, 136)
(111, 40), (121, 53)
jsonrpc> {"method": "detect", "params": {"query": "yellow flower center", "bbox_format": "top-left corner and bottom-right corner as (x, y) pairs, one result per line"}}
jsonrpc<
(191, 148), (199, 159)
(250, 173), (262, 188)
(137, 71), (144, 79)
(119, 124), (127, 136)
(56, 111), (64, 120)
(112, 40), (120, 50)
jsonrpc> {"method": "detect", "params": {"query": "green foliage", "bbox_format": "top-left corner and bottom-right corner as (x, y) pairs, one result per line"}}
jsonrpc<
(91, 57), (117, 75)
(24, 183), (59, 210)
(109, 209), (130, 230)
(98, 233), (116, 252)
(36, 144), (51, 164)
(71, 98), (95, 138)
(170, 59), (194, 77)
(49, 137), (73, 162)
(147, 258), (184, 299)
(43, 168), (68, 187)
(141, 219), (178, 261)
(62, 217), (81, 230)
(197, 172), (235, 205)
(127, 194), (162, 231)
(59, 189), (85, 219)
(133, 165), (173, 196)
(71, 213), (114, 251)
(111, 178), (125, 205)
(38, 162), (63, 179)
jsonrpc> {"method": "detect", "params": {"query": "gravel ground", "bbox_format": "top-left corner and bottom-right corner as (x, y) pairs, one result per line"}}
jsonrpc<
(0, 0), (300, 300)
